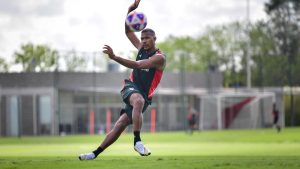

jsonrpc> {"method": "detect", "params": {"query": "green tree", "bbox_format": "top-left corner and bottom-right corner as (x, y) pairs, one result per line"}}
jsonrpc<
(265, 0), (300, 85)
(157, 22), (250, 87)
(248, 21), (288, 87)
(0, 57), (9, 72)
(62, 50), (87, 72)
(205, 22), (248, 87)
(14, 43), (58, 72)
(265, 0), (300, 126)
(157, 35), (216, 72)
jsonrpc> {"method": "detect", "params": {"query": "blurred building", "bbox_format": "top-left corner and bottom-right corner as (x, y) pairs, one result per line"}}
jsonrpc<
(0, 71), (222, 136)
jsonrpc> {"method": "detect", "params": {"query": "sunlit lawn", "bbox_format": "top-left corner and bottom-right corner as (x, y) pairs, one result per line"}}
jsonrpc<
(0, 128), (299, 169)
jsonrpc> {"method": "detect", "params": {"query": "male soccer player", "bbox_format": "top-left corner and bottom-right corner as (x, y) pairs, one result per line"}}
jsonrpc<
(272, 103), (281, 133)
(79, 0), (166, 160)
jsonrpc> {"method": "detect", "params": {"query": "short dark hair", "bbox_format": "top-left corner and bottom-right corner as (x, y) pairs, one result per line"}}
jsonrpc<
(141, 28), (155, 36)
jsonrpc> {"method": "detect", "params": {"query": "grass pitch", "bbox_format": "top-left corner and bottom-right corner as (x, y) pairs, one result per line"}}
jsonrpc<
(0, 128), (299, 169)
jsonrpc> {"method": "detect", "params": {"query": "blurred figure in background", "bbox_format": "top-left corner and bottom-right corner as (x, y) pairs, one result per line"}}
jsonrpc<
(272, 103), (281, 133)
(187, 105), (197, 134)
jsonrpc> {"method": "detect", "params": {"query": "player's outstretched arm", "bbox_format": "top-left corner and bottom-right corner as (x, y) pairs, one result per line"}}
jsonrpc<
(125, 0), (142, 50)
(103, 45), (165, 70)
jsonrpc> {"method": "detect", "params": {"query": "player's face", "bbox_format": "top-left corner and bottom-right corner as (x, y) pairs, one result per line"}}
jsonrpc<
(141, 32), (156, 50)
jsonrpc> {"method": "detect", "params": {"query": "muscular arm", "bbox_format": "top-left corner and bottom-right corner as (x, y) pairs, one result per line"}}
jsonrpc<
(113, 54), (165, 70)
(125, 0), (142, 49)
(103, 45), (165, 70)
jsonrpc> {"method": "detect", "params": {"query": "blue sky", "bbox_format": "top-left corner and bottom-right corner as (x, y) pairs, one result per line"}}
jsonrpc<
(0, 0), (269, 62)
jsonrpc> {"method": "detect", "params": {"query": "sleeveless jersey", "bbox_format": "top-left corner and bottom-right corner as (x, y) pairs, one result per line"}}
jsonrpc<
(128, 48), (164, 100)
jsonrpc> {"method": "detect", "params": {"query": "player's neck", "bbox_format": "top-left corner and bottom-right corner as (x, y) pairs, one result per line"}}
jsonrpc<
(145, 47), (157, 54)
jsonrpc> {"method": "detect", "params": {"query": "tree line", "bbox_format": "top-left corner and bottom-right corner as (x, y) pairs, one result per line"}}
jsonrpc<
(158, 0), (300, 87)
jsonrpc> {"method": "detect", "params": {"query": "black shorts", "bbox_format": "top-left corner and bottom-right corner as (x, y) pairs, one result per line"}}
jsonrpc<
(273, 116), (279, 124)
(120, 80), (150, 123)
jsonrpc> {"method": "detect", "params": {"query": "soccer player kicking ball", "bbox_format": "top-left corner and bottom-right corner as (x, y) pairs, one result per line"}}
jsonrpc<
(79, 0), (166, 160)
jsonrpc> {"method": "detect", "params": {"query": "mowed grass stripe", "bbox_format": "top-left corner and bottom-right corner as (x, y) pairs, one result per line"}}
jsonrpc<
(0, 156), (300, 169)
(0, 128), (299, 169)
(0, 128), (299, 145)
(0, 142), (299, 156)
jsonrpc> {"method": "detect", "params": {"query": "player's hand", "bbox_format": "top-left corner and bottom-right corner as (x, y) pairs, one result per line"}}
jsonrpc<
(128, 0), (141, 13)
(102, 45), (116, 60)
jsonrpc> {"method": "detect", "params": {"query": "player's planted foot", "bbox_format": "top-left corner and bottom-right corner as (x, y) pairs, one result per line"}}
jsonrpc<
(134, 141), (151, 156)
(78, 152), (96, 160)
(277, 126), (281, 133)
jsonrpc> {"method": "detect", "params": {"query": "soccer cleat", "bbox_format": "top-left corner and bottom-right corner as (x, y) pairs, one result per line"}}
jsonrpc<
(78, 152), (96, 160)
(134, 141), (151, 156)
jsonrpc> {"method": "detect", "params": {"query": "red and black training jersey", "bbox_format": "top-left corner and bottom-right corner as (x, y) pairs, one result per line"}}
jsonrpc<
(128, 48), (165, 101)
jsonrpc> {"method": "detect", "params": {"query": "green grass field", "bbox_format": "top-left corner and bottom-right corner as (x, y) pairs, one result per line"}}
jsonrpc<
(0, 128), (300, 169)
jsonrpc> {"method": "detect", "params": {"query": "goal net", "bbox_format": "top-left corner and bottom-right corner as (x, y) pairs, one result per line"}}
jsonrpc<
(200, 92), (275, 130)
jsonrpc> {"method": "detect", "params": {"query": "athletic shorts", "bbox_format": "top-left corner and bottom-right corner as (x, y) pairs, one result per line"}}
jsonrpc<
(273, 116), (279, 124)
(120, 79), (150, 123)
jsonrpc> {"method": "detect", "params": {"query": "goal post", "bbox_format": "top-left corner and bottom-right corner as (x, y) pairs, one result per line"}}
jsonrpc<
(199, 92), (276, 130)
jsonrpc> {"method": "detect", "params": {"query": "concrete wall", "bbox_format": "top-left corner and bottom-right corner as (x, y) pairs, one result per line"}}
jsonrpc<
(0, 72), (223, 136)
(0, 72), (223, 91)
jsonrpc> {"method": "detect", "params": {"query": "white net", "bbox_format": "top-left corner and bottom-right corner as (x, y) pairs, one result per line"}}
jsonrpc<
(200, 92), (275, 130)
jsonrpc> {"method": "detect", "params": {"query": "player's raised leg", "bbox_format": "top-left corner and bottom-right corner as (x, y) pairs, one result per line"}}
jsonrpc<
(79, 113), (130, 160)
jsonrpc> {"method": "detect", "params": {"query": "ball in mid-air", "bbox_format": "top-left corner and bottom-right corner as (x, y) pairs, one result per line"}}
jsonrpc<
(126, 11), (147, 32)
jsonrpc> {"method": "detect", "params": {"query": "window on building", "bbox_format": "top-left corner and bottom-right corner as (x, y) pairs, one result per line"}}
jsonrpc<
(73, 96), (89, 104)
(38, 95), (51, 135)
(8, 96), (19, 136)
(74, 107), (89, 134)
